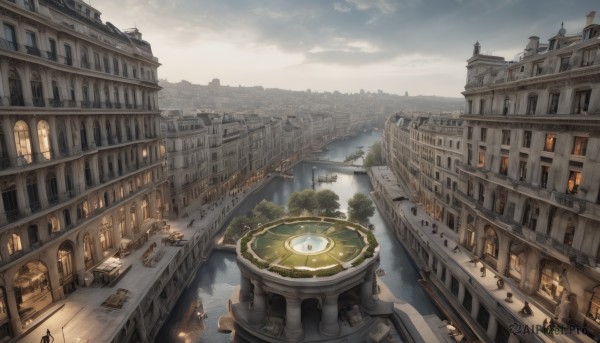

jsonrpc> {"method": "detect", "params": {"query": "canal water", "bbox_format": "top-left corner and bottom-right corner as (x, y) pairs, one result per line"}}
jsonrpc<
(156, 132), (441, 342)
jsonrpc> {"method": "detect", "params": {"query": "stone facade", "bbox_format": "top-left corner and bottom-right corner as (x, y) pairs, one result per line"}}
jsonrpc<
(0, 0), (165, 339)
(460, 11), (600, 332)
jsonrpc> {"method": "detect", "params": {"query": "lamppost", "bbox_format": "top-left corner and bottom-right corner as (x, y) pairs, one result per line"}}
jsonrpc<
(312, 166), (316, 183)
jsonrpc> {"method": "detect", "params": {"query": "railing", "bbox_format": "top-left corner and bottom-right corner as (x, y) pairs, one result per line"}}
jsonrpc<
(81, 60), (91, 69)
(0, 37), (18, 51)
(25, 45), (42, 57)
(32, 97), (45, 107)
(48, 98), (63, 107)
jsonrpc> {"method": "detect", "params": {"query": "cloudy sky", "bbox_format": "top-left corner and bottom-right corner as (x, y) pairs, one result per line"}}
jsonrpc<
(97, 0), (595, 97)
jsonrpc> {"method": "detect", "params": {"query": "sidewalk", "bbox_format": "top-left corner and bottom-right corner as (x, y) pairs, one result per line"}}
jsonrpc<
(370, 166), (594, 343)
(17, 175), (274, 343)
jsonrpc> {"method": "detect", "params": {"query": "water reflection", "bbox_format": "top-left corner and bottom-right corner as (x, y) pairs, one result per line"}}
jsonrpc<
(156, 132), (440, 342)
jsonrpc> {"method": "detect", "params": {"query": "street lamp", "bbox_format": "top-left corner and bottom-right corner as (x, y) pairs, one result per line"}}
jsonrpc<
(312, 166), (316, 183)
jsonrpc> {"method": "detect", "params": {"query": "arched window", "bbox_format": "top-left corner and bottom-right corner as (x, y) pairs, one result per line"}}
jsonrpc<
(63, 209), (72, 228)
(134, 118), (140, 139)
(8, 67), (24, 106)
(100, 216), (113, 251)
(51, 80), (60, 106)
(484, 226), (499, 259)
(125, 119), (132, 141)
(58, 241), (75, 288)
(81, 80), (89, 106)
(93, 83), (100, 107)
(105, 120), (112, 144)
(7, 232), (22, 255)
(29, 72), (45, 107)
(37, 120), (52, 160)
(14, 120), (32, 163)
(57, 120), (67, 156)
(141, 198), (149, 220)
(113, 87), (120, 108)
(103, 86), (111, 108)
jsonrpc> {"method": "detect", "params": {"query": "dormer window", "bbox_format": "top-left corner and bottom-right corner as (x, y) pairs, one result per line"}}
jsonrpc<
(581, 48), (597, 67)
(559, 55), (570, 72)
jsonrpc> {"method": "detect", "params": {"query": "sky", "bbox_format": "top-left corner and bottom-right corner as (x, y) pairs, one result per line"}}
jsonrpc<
(96, 0), (596, 97)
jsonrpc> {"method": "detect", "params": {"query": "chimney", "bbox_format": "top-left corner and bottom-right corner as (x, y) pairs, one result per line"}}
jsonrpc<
(586, 11), (596, 26)
(473, 41), (481, 56)
(526, 36), (540, 56)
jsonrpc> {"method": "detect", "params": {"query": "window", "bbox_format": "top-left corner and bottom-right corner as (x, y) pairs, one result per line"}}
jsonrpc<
(559, 55), (570, 72)
(468, 100), (473, 114)
(480, 128), (487, 141)
(478, 182), (485, 204)
(467, 144), (473, 166)
(540, 165), (549, 189)
(14, 120), (32, 163)
(499, 156), (509, 175)
(548, 92), (560, 114)
(26, 174), (40, 211)
(462, 290), (472, 312)
(3, 23), (18, 51)
(80, 47), (90, 68)
(93, 52), (101, 71)
(544, 134), (556, 152)
(479, 99), (486, 115)
(484, 227), (498, 258)
(478, 151), (485, 168)
(450, 276), (459, 296)
(8, 68), (24, 106)
(501, 130), (510, 145)
(567, 170), (582, 194)
(47, 38), (57, 61)
(24, 0), (35, 11)
(103, 54), (110, 73)
(582, 48), (597, 67)
(46, 172), (58, 204)
(467, 126), (473, 140)
(30, 72), (44, 107)
(573, 90), (591, 114)
(522, 131), (532, 148)
(526, 94), (537, 115)
(518, 161), (527, 181)
(533, 61), (543, 76)
(113, 57), (119, 75)
(467, 180), (474, 197)
(64, 44), (72, 65)
(564, 219), (575, 246)
(25, 31), (40, 56)
(503, 98), (509, 115)
(7, 232), (22, 255)
(37, 120), (51, 160)
(571, 136), (588, 156)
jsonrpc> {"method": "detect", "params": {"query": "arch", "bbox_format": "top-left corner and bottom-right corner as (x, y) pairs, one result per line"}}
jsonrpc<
(14, 120), (32, 164)
(14, 260), (53, 321)
(37, 120), (51, 160)
(484, 226), (499, 259)
(30, 71), (44, 107)
(57, 240), (76, 293)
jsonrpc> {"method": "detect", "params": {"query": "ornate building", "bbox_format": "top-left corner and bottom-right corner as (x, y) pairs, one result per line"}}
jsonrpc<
(0, 0), (165, 339)
(459, 11), (600, 332)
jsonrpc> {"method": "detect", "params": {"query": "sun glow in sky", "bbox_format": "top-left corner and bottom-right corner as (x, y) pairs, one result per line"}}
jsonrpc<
(98, 0), (595, 97)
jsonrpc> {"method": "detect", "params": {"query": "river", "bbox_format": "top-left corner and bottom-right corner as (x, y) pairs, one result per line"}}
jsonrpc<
(156, 131), (441, 342)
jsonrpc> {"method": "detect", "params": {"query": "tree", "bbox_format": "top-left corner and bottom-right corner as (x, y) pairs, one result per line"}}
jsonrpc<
(344, 149), (365, 163)
(253, 200), (285, 223)
(224, 216), (256, 243)
(288, 189), (317, 215)
(347, 192), (375, 224)
(315, 189), (340, 216)
(363, 142), (384, 167)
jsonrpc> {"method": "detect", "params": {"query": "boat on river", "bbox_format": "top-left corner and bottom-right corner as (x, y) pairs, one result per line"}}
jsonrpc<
(317, 174), (338, 182)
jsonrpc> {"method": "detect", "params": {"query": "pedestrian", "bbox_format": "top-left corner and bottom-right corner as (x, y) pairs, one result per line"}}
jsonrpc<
(480, 265), (486, 277)
(453, 245), (459, 253)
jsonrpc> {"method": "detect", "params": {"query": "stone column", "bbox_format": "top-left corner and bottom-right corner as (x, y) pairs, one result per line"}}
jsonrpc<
(1, 117), (16, 161)
(496, 235), (510, 276)
(36, 169), (49, 209)
(320, 294), (339, 337)
(5, 288), (23, 335)
(458, 281), (465, 303)
(486, 315), (498, 340)
(249, 281), (266, 326)
(239, 275), (252, 302)
(360, 272), (377, 311)
(285, 296), (303, 341)
(470, 295), (480, 319)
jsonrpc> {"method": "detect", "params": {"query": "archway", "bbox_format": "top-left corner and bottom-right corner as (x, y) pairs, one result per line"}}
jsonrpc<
(484, 226), (499, 261)
(13, 260), (52, 324)
(57, 241), (76, 293)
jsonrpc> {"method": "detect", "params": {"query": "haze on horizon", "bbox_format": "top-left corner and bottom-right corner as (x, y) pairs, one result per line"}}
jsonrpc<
(99, 0), (594, 97)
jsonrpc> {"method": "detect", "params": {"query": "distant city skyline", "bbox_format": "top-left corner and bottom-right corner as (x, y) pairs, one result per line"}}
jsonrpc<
(99, 1), (594, 97)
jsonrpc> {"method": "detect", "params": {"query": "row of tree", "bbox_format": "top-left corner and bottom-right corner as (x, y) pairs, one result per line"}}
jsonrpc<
(223, 190), (375, 243)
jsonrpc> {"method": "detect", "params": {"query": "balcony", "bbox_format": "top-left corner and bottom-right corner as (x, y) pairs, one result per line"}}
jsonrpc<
(32, 97), (45, 107)
(25, 45), (42, 57)
(81, 60), (91, 69)
(0, 37), (18, 51)
(48, 98), (63, 107)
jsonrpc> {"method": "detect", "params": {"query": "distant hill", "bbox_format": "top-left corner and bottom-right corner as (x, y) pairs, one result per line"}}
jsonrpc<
(158, 80), (464, 116)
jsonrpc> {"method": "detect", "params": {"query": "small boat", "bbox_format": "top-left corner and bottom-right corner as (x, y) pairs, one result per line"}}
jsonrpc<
(317, 174), (338, 182)
(196, 297), (207, 320)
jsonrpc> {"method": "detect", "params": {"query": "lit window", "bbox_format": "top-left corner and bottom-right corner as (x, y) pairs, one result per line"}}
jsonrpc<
(499, 156), (509, 175)
(544, 134), (556, 152)
(37, 120), (51, 160)
(7, 232), (22, 255)
(14, 120), (32, 163)
(572, 136), (588, 156)
(567, 170), (582, 194)
(573, 90), (591, 114)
